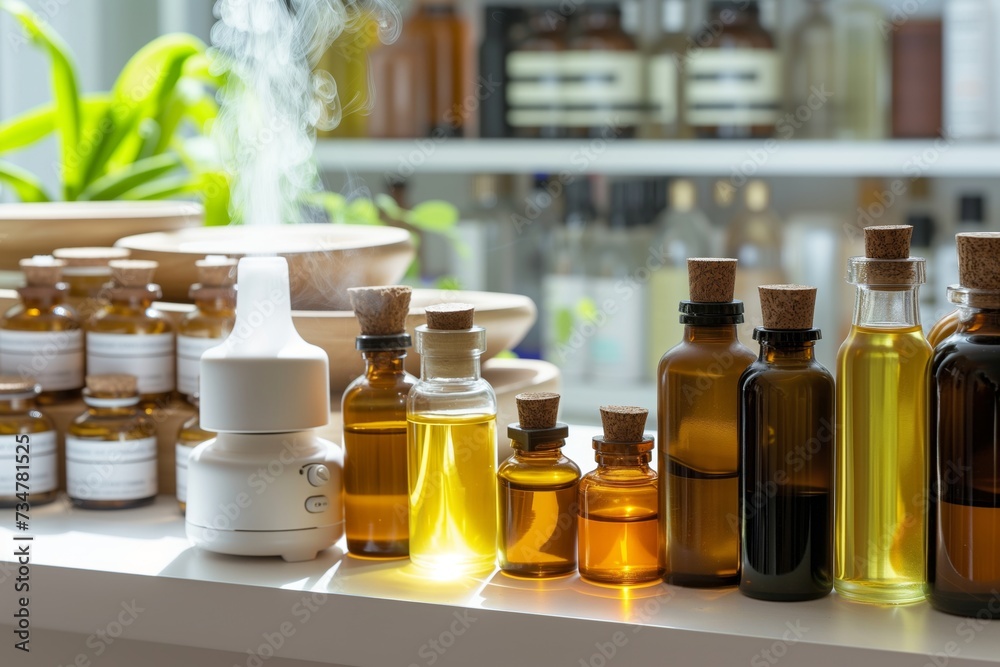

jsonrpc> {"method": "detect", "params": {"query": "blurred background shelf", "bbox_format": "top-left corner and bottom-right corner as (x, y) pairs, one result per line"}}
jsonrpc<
(315, 139), (1000, 177)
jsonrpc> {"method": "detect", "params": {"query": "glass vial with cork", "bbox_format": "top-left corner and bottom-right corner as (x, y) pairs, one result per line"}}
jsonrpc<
(177, 256), (237, 403)
(578, 405), (661, 585)
(1, 256), (84, 403)
(52, 247), (130, 317)
(738, 286), (834, 601)
(0, 378), (58, 507)
(836, 225), (931, 605)
(928, 232), (1000, 618)
(499, 392), (581, 578)
(658, 258), (756, 587)
(67, 374), (157, 510)
(407, 303), (497, 574)
(342, 286), (417, 558)
(86, 260), (175, 408)
(175, 395), (213, 514)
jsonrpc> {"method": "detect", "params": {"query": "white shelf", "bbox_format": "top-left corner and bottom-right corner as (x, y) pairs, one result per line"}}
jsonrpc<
(3, 426), (999, 666)
(315, 139), (1000, 177)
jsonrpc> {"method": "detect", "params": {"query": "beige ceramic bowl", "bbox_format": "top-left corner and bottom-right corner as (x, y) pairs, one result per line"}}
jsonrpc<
(0, 201), (203, 270)
(115, 225), (415, 310)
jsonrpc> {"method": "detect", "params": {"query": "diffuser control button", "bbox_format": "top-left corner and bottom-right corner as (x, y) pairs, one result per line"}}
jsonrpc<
(304, 464), (330, 487)
(305, 495), (329, 513)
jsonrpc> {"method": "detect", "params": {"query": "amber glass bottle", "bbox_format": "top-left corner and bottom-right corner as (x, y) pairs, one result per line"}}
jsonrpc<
(506, 9), (569, 138)
(177, 257), (236, 403)
(0, 378), (58, 507)
(498, 392), (580, 578)
(658, 258), (755, 587)
(0, 256), (84, 403)
(175, 397), (213, 514)
(928, 309), (960, 348)
(405, 0), (469, 136)
(738, 286), (834, 601)
(67, 374), (157, 510)
(52, 247), (130, 304)
(86, 260), (174, 409)
(928, 232), (1000, 618)
(579, 406), (661, 585)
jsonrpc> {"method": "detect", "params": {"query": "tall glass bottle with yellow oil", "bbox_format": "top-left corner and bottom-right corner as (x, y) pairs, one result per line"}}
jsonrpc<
(835, 225), (931, 604)
(407, 304), (497, 574)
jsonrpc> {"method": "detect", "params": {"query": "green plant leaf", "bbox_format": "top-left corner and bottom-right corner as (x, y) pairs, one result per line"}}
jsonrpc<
(302, 191), (348, 222)
(1, 0), (82, 199)
(405, 200), (460, 233)
(0, 95), (111, 157)
(77, 153), (184, 201)
(119, 170), (231, 226)
(374, 192), (404, 220)
(0, 160), (51, 202)
(346, 198), (381, 225)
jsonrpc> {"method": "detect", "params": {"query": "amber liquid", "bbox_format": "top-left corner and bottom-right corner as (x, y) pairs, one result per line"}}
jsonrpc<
(344, 423), (410, 557)
(579, 513), (660, 584)
(499, 480), (577, 577)
(0, 402), (58, 507)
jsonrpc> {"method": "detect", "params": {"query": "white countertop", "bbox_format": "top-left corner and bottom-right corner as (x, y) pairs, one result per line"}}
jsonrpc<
(1, 426), (997, 666)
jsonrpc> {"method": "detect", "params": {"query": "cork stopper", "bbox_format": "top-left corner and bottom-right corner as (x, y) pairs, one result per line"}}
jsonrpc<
(349, 285), (412, 335)
(516, 392), (560, 429)
(85, 374), (137, 395)
(109, 259), (158, 287)
(759, 285), (817, 330)
(688, 258), (737, 302)
(600, 405), (648, 443)
(865, 226), (912, 260)
(196, 255), (237, 287)
(425, 302), (475, 330)
(20, 255), (66, 286)
(957, 233), (1000, 290)
(0, 376), (38, 396)
(53, 247), (130, 267)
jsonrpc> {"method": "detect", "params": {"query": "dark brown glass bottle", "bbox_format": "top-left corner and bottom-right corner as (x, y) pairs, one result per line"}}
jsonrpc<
(506, 9), (569, 138)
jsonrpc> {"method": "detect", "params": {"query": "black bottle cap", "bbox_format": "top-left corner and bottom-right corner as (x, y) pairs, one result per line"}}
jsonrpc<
(678, 300), (745, 325)
(355, 334), (412, 351)
(752, 328), (822, 344)
(959, 195), (986, 225)
(507, 423), (570, 451)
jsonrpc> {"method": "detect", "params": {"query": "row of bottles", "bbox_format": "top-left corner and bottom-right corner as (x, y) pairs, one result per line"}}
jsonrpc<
(0, 253), (237, 408)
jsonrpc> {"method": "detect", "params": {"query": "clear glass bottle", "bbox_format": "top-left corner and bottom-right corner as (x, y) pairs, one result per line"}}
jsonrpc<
(1, 256), (84, 404)
(0, 378), (58, 507)
(407, 305), (498, 574)
(498, 392), (580, 578)
(738, 287), (834, 601)
(506, 8), (569, 138)
(788, 0), (834, 138)
(175, 396), (213, 514)
(67, 374), (157, 510)
(928, 232), (1000, 618)
(86, 260), (175, 409)
(579, 406), (662, 585)
(835, 228), (931, 604)
(177, 256), (237, 403)
(658, 259), (756, 587)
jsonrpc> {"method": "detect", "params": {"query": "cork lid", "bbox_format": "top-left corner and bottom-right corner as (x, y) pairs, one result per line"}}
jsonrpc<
(688, 258), (737, 303)
(855, 225), (920, 285)
(85, 374), (137, 395)
(53, 247), (130, 266)
(196, 255), (237, 287)
(600, 405), (647, 443)
(109, 259), (158, 287)
(20, 255), (66, 286)
(865, 225), (912, 260)
(349, 285), (412, 335)
(0, 376), (39, 397)
(425, 302), (475, 330)
(759, 285), (817, 330)
(516, 392), (559, 429)
(957, 232), (1000, 290)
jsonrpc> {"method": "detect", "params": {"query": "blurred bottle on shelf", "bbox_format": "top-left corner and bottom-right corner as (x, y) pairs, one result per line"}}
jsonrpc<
(686, 1), (780, 139)
(833, 1), (889, 139)
(646, 0), (688, 139)
(506, 8), (569, 138)
(449, 175), (516, 293)
(787, 0), (834, 139)
(725, 180), (785, 339)
(892, 20), (943, 138)
(513, 176), (562, 359)
(479, 6), (524, 139)
(904, 178), (939, 327)
(542, 178), (594, 382)
(648, 179), (713, 372)
(316, 0), (379, 139)
(368, 31), (430, 138)
(936, 194), (988, 305)
(944, 0), (995, 139)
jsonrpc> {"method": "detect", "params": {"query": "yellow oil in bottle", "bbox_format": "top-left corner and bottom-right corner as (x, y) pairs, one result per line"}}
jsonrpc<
(344, 421), (410, 557)
(407, 412), (497, 573)
(835, 324), (931, 604)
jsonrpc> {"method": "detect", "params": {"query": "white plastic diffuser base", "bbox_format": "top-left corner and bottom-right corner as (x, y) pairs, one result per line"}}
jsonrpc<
(186, 257), (343, 562)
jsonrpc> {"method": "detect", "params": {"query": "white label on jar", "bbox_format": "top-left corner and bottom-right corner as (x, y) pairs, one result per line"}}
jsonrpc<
(649, 54), (679, 125)
(175, 443), (193, 503)
(0, 432), (58, 496)
(66, 436), (157, 501)
(86, 332), (174, 394)
(0, 329), (84, 391)
(685, 49), (781, 127)
(176, 335), (223, 398)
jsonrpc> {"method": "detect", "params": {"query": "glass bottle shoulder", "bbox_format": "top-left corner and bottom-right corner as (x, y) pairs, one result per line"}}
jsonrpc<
(178, 310), (234, 337)
(498, 450), (581, 487)
(89, 304), (174, 334)
(658, 335), (756, 376)
(407, 377), (497, 417)
(342, 369), (418, 423)
(0, 411), (54, 436)
(2, 303), (80, 331)
(70, 409), (156, 440)
(931, 331), (1000, 381)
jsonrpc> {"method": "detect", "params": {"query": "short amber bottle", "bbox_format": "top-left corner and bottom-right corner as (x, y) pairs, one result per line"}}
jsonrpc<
(175, 396), (213, 514)
(498, 392), (581, 578)
(579, 406), (662, 585)
(67, 374), (157, 510)
(177, 256), (236, 402)
(52, 247), (130, 304)
(0, 377), (59, 507)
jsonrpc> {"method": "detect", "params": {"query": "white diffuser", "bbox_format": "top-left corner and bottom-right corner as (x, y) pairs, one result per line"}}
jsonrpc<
(185, 256), (343, 562)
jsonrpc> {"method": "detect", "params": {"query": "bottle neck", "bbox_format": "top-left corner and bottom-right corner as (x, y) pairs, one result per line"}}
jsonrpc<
(758, 340), (816, 363)
(420, 354), (481, 382)
(852, 285), (921, 329)
(17, 286), (67, 310)
(0, 398), (35, 415)
(596, 452), (651, 469)
(514, 448), (564, 461)
(109, 286), (158, 311)
(363, 349), (408, 378)
(956, 308), (1000, 335)
(684, 324), (740, 342)
(193, 294), (236, 316)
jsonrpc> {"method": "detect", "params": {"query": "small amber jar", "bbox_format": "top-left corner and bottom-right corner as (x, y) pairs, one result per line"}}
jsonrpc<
(52, 247), (130, 319)
(177, 257), (236, 402)
(175, 396), (213, 514)
(67, 374), (157, 510)
(0, 378), (59, 507)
